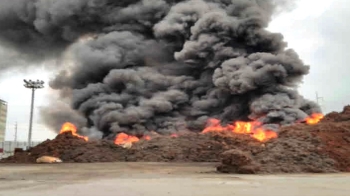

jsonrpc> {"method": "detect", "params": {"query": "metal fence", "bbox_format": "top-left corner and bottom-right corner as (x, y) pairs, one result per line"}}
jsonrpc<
(0, 141), (42, 159)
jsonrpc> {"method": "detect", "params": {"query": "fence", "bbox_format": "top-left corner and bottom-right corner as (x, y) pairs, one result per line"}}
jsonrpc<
(0, 141), (42, 159)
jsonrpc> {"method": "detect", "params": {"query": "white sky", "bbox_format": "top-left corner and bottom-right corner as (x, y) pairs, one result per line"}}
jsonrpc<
(1, 0), (349, 142)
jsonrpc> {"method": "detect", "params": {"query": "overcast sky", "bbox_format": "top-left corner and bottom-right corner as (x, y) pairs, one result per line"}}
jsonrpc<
(0, 0), (349, 142)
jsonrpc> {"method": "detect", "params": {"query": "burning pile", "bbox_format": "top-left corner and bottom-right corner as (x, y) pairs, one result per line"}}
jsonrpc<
(60, 122), (146, 147)
(2, 106), (350, 174)
(2, 124), (262, 163)
(57, 109), (323, 149)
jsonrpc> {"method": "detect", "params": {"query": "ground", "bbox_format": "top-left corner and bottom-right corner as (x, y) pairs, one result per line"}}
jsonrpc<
(0, 163), (349, 196)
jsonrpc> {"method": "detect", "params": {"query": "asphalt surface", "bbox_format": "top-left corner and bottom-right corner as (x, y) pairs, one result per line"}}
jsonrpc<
(0, 162), (349, 196)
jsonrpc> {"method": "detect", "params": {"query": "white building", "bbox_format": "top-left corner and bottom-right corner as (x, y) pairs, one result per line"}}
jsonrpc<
(0, 99), (7, 142)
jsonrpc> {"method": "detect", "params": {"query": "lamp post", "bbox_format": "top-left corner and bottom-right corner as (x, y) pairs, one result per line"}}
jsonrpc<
(24, 79), (44, 149)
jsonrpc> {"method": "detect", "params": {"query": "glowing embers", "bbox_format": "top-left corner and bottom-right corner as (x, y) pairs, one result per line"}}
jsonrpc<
(114, 133), (140, 145)
(305, 113), (324, 125)
(201, 119), (277, 142)
(114, 133), (153, 144)
(170, 133), (178, 138)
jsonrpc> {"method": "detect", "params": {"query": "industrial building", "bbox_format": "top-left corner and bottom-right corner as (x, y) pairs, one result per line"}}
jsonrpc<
(0, 99), (7, 142)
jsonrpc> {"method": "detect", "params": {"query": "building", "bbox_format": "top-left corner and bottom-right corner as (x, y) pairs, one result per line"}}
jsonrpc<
(0, 99), (7, 142)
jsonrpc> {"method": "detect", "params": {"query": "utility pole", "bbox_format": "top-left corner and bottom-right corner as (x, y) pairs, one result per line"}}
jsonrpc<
(14, 122), (18, 145)
(24, 79), (44, 149)
(316, 92), (325, 111)
(315, 92), (324, 104)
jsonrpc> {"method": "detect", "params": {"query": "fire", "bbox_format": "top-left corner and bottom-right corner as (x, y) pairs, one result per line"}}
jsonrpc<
(305, 113), (324, 125)
(143, 135), (151, 141)
(170, 133), (178, 138)
(251, 128), (278, 142)
(202, 119), (277, 142)
(59, 122), (88, 141)
(114, 133), (140, 145)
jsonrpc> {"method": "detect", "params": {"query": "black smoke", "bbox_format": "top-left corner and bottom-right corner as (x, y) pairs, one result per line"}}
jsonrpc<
(0, 0), (320, 139)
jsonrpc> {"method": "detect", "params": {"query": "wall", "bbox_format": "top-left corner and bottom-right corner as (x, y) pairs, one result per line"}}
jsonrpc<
(0, 141), (42, 159)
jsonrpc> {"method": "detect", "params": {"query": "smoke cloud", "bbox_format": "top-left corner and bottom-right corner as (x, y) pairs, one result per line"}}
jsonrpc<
(0, 0), (319, 138)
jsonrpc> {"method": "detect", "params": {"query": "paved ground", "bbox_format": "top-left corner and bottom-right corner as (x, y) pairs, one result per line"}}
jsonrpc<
(0, 162), (349, 196)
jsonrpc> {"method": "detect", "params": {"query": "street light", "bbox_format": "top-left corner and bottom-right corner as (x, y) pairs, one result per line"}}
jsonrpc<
(24, 79), (44, 149)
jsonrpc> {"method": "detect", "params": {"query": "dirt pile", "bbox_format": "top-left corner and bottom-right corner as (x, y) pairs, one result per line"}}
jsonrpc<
(248, 125), (338, 173)
(217, 106), (350, 173)
(322, 105), (350, 122)
(0, 133), (130, 163)
(217, 149), (261, 174)
(0, 131), (262, 163)
(2, 106), (350, 174)
(216, 124), (339, 174)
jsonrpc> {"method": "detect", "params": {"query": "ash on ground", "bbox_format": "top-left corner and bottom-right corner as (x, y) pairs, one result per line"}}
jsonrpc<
(2, 106), (350, 174)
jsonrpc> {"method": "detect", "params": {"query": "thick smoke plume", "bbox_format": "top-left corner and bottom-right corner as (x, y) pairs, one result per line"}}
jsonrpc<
(0, 0), (320, 139)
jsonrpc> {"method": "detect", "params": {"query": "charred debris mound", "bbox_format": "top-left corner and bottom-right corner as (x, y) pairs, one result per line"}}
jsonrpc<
(2, 106), (350, 174)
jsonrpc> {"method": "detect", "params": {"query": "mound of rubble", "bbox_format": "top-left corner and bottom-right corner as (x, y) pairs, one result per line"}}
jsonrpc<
(2, 106), (350, 174)
(1, 131), (261, 163)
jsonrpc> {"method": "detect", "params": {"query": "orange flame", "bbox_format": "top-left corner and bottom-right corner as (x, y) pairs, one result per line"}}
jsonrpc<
(305, 113), (324, 125)
(202, 118), (277, 142)
(114, 133), (140, 145)
(59, 122), (88, 141)
(143, 135), (151, 141)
